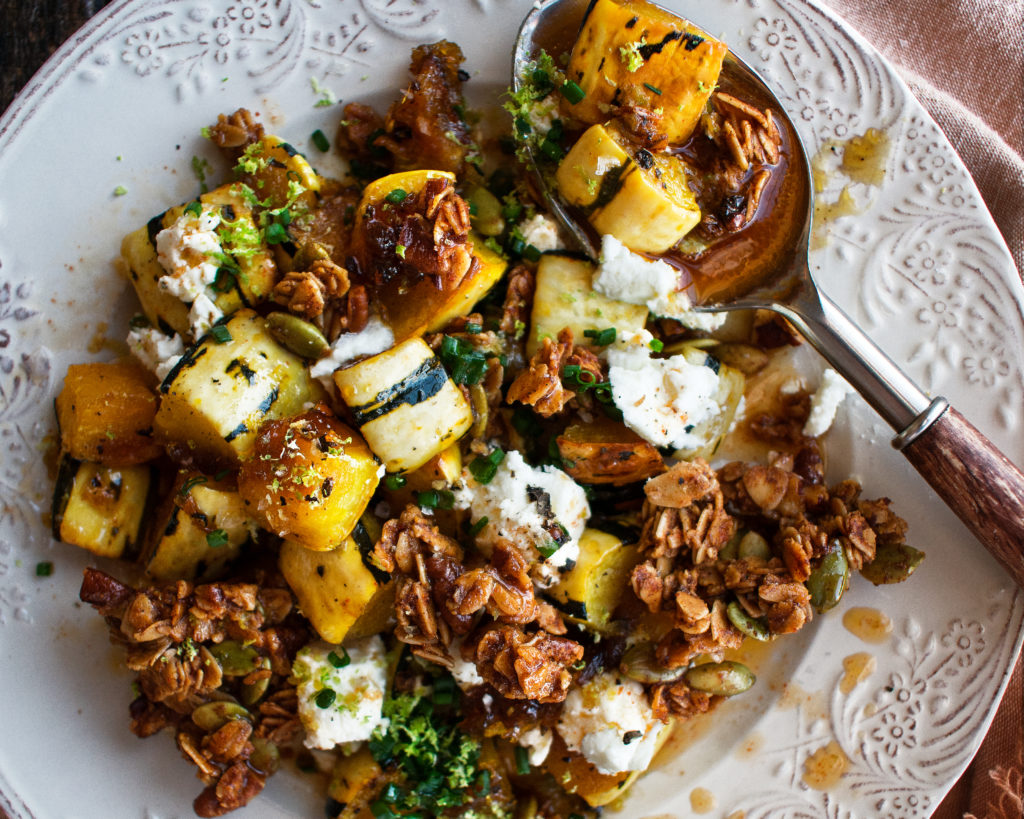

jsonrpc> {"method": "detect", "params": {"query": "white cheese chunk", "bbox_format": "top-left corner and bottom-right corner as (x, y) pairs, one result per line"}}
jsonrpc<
(292, 636), (389, 750)
(593, 235), (725, 331)
(454, 449), (589, 578)
(607, 331), (722, 450)
(155, 207), (223, 302)
(556, 671), (662, 775)
(126, 326), (184, 382)
(518, 213), (562, 253)
(803, 368), (854, 437)
(517, 725), (553, 767)
(309, 315), (395, 389)
(188, 291), (224, 339)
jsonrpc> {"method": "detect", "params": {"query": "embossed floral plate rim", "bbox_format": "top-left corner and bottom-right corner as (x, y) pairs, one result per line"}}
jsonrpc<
(0, 0), (1022, 817)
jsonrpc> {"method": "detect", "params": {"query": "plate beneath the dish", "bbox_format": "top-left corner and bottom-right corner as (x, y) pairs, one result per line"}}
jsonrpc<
(0, 1), (1021, 817)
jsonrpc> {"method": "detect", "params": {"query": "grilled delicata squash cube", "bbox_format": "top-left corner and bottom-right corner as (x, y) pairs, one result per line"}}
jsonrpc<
(234, 134), (322, 211)
(334, 337), (473, 473)
(279, 522), (393, 644)
(51, 455), (153, 559)
(550, 528), (641, 626)
(556, 417), (665, 486)
(238, 405), (380, 551)
(566, 0), (726, 145)
(352, 170), (507, 341)
(56, 361), (163, 466)
(144, 470), (250, 581)
(557, 123), (701, 253)
(118, 184), (278, 338)
(154, 309), (325, 467)
(527, 252), (648, 356)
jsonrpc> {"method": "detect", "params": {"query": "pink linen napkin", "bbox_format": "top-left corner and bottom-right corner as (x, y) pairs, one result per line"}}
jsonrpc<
(817, 1), (1024, 815)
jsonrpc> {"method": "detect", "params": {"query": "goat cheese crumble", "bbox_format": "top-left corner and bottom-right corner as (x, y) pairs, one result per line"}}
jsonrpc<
(517, 725), (553, 766)
(518, 213), (561, 253)
(607, 331), (722, 451)
(455, 449), (589, 580)
(292, 636), (389, 750)
(126, 326), (184, 382)
(592, 235), (726, 331)
(309, 315), (395, 389)
(803, 368), (854, 437)
(556, 671), (662, 774)
(155, 207), (225, 337)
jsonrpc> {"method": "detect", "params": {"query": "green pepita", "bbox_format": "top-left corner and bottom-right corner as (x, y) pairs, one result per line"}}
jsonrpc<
(208, 640), (264, 677)
(806, 541), (850, 611)
(466, 185), (505, 237)
(726, 601), (771, 641)
(738, 531), (771, 561)
(620, 642), (686, 684)
(266, 311), (330, 359)
(192, 700), (252, 732)
(469, 383), (489, 439)
(718, 529), (742, 561)
(249, 737), (281, 775)
(240, 657), (273, 706)
(859, 541), (925, 585)
(684, 660), (755, 696)
(290, 241), (331, 271)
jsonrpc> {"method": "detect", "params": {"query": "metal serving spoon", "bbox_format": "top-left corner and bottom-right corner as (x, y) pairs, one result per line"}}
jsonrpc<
(513, 0), (1024, 587)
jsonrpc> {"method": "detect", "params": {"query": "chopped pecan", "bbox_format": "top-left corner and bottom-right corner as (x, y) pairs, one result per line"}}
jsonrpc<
(631, 560), (665, 612)
(649, 679), (717, 721)
(506, 328), (577, 417)
(840, 511), (877, 570)
(469, 623), (583, 703)
(759, 576), (812, 634)
(208, 108), (264, 153)
(271, 259), (361, 340)
(645, 459), (719, 509)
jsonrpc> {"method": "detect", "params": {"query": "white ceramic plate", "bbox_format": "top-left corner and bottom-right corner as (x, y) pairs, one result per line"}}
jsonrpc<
(1, 0), (1022, 817)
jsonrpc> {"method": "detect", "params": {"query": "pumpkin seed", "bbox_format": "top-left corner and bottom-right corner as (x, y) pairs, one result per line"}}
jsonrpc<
(738, 531), (771, 561)
(208, 640), (263, 677)
(466, 185), (505, 237)
(718, 529), (743, 561)
(469, 384), (489, 439)
(620, 642), (686, 684)
(291, 241), (331, 271)
(712, 343), (769, 376)
(266, 312), (330, 359)
(860, 541), (925, 585)
(726, 601), (771, 641)
(249, 737), (281, 775)
(240, 657), (272, 706)
(684, 660), (755, 697)
(192, 700), (252, 732)
(806, 541), (850, 611)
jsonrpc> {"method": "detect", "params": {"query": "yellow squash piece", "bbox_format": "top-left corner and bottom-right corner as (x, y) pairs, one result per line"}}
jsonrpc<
(566, 0), (726, 144)
(527, 252), (648, 356)
(334, 337), (472, 473)
(279, 528), (392, 645)
(154, 309), (325, 467)
(557, 123), (701, 253)
(550, 528), (641, 626)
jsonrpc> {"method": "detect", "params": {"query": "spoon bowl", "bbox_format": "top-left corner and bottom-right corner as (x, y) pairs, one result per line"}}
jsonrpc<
(513, 0), (1024, 589)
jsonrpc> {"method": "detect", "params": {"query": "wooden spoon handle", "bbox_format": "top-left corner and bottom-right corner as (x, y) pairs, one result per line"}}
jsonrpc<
(900, 405), (1024, 588)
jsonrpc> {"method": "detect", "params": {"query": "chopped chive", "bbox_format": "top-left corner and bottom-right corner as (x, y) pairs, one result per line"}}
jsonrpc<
(464, 322), (483, 334)
(206, 529), (229, 548)
(643, 82), (663, 95)
(560, 80), (586, 104)
(538, 541), (559, 559)
(514, 116), (532, 136)
(385, 188), (408, 204)
(184, 200), (203, 217)
(648, 338), (665, 353)
(179, 476), (207, 496)
(514, 744), (531, 775)
(384, 473), (407, 490)
(468, 516), (489, 536)
(310, 129), (330, 152)
(209, 324), (232, 344)
(315, 688), (337, 708)
(539, 137), (564, 161)
(437, 489), (455, 510)
(522, 244), (542, 263)
(328, 648), (351, 668)
(35, 561), (53, 577)
(416, 489), (440, 509)
(583, 327), (616, 346)
(469, 448), (505, 484)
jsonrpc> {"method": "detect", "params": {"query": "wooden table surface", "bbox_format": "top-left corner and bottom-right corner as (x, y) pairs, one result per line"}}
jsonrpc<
(0, 2), (1015, 818)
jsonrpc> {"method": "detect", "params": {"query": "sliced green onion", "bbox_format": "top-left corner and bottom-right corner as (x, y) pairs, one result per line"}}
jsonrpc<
(648, 338), (665, 353)
(469, 448), (505, 484)
(416, 489), (440, 509)
(206, 529), (229, 548)
(384, 473), (407, 490)
(643, 82), (663, 95)
(184, 200), (203, 217)
(561, 80), (586, 104)
(583, 327), (616, 346)
(315, 688), (337, 709)
(538, 541), (559, 559)
(385, 188), (408, 204)
(464, 322), (483, 334)
(310, 129), (330, 152)
(522, 244), (542, 263)
(468, 516), (489, 537)
(328, 648), (350, 668)
(35, 561), (54, 577)
(437, 489), (455, 510)
(264, 222), (289, 244)
(179, 476), (207, 496)
(209, 325), (232, 344)
(514, 744), (531, 775)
